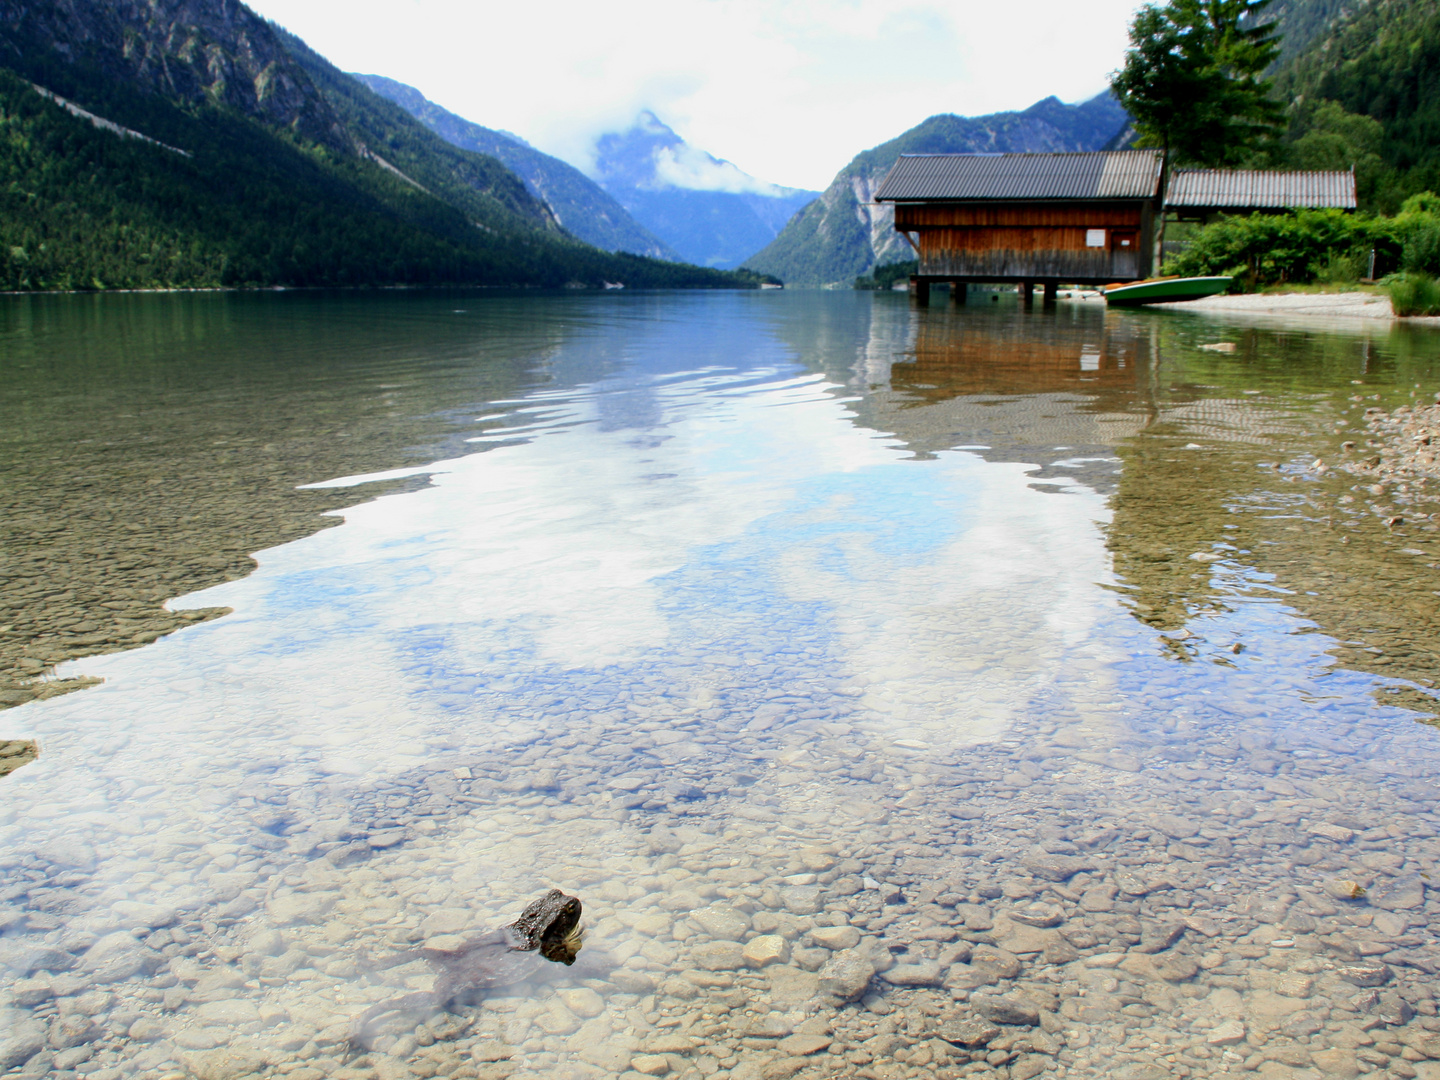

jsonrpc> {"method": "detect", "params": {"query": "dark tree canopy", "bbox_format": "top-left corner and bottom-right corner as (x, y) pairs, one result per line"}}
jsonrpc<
(1110, 0), (1283, 171)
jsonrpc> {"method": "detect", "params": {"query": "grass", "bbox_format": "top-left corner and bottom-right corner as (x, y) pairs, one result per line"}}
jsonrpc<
(1253, 281), (1386, 295)
(1387, 273), (1440, 316)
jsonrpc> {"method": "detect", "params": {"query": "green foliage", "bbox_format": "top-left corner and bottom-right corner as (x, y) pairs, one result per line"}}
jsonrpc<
(1162, 207), (1399, 284)
(0, 65), (767, 292)
(1274, 0), (1440, 212)
(854, 260), (918, 290)
(1387, 273), (1440, 316)
(1264, 0), (1352, 63)
(1111, 0), (1283, 169)
(1402, 224), (1440, 275)
(1286, 101), (1382, 170)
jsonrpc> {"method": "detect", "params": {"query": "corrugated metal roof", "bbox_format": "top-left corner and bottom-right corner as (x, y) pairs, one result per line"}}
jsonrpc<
(1165, 169), (1356, 209)
(875, 151), (1162, 202)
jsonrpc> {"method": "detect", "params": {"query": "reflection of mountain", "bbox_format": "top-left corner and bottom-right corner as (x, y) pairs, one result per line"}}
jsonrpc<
(787, 297), (1440, 708)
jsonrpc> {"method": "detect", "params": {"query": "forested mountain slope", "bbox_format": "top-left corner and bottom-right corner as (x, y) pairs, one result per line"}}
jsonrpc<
(357, 75), (679, 262)
(742, 93), (1129, 286)
(1274, 0), (1440, 210)
(0, 0), (762, 289)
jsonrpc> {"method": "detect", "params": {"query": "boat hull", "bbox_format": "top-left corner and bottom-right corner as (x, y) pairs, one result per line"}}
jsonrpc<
(1104, 276), (1233, 306)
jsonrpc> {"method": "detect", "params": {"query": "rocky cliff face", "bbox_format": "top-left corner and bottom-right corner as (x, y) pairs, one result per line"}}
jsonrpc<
(743, 93), (1130, 286)
(0, 0), (349, 148)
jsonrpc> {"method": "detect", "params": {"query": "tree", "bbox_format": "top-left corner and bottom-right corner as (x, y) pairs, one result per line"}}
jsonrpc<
(1111, 0), (1284, 263)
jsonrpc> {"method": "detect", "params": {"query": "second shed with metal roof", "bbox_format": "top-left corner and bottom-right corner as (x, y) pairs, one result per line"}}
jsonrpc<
(873, 151), (1357, 303)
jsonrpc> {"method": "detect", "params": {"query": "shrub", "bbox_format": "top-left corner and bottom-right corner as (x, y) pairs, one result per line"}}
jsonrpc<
(1403, 224), (1440, 273)
(1317, 251), (1362, 283)
(1387, 273), (1440, 316)
(1163, 208), (1400, 287)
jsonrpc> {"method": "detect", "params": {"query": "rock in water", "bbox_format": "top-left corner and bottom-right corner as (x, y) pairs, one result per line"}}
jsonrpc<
(938, 1018), (1001, 1047)
(818, 951), (875, 1002)
(349, 889), (584, 1048)
(972, 992), (1041, 1026)
(0, 1012), (46, 1070)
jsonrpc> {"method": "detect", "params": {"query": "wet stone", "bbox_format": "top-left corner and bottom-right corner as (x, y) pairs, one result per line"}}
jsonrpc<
(691, 941), (745, 971)
(0, 1012), (47, 1071)
(938, 1018), (1002, 1048)
(809, 925), (860, 950)
(742, 935), (789, 968)
(1371, 874), (1427, 911)
(817, 951), (874, 1002)
(1337, 960), (1393, 986)
(1209, 1019), (1247, 1045)
(1324, 878), (1369, 902)
(692, 906), (750, 940)
(776, 1033), (831, 1055)
(78, 933), (161, 984)
(972, 993), (1040, 1026)
(1008, 903), (1063, 928)
(778, 886), (821, 915)
(11, 978), (54, 1006)
(878, 960), (943, 987)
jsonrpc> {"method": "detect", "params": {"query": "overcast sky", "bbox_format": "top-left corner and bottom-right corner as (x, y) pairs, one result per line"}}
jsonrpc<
(247, 0), (1143, 192)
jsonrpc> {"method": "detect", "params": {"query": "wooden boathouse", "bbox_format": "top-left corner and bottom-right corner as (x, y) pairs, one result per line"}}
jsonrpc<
(874, 151), (1358, 305)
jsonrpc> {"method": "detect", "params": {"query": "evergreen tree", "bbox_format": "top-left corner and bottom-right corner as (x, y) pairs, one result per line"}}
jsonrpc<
(1110, 0), (1283, 263)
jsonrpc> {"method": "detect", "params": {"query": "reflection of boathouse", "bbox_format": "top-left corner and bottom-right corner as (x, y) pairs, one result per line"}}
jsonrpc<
(874, 152), (1357, 302)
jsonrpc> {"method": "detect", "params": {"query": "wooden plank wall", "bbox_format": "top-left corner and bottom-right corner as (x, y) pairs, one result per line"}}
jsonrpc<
(894, 204), (1144, 229)
(893, 200), (1152, 281)
(918, 248), (1125, 279)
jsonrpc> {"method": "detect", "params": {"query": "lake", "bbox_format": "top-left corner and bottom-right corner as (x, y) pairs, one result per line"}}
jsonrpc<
(1, 290), (1438, 1080)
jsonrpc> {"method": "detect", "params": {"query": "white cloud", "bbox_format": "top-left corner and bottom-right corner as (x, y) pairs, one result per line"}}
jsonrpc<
(248, 0), (1142, 191)
(650, 144), (788, 195)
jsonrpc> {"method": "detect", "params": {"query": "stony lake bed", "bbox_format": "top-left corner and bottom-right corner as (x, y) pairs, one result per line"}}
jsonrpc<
(1, 290), (1438, 1080)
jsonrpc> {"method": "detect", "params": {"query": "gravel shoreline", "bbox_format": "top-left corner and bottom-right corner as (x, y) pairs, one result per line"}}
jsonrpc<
(1149, 292), (1399, 320)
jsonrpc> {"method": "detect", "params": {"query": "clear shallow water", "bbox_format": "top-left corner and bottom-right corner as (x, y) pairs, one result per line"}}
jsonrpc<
(1, 292), (1439, 1080)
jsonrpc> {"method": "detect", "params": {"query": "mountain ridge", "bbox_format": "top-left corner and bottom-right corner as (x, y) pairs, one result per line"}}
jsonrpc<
(0, 0), (768, 290)
(356, 75), (680, 261)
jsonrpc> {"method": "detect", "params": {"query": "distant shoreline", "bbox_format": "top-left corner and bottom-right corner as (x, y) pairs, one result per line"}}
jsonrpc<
(0, 282), (775, 297)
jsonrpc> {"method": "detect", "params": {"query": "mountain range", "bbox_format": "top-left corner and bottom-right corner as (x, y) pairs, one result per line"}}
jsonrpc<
(0, 0), (767, 290)
(358, 86), (816, 271)
(355, 75), (680, 262)
(1, 0), (1422, 292)
(743, 92), (1131, 286)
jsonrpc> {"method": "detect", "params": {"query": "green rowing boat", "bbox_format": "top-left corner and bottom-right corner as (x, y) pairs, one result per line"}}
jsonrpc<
(1103, 276), (1233, 306)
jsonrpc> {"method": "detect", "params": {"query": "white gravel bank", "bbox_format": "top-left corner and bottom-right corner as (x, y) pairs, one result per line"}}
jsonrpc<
(1149, 291), (1395, 319)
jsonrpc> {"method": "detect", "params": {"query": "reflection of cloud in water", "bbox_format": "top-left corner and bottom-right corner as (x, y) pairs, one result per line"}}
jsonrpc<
(769, 454), (1116, 748)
